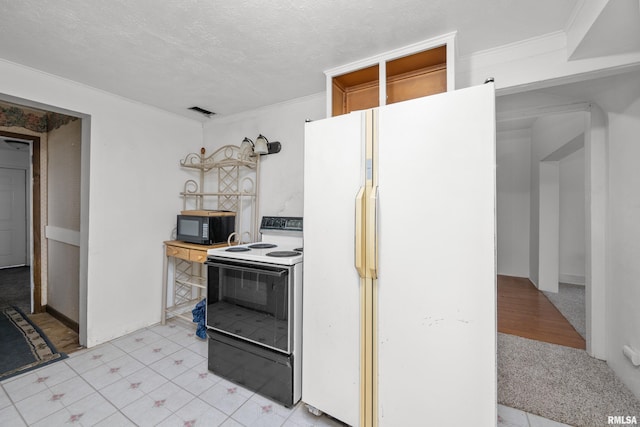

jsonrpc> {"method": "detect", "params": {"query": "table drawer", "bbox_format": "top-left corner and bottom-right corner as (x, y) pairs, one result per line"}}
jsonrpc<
(166, 245), (189, 260)
(189, 249), (208, 263)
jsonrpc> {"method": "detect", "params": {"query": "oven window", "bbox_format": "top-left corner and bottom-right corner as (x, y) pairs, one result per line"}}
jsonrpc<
(207, 260), (290, 352)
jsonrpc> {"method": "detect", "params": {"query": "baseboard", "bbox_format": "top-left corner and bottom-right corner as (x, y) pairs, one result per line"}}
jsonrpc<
(559, 274), (585, 286)
(44, 305), (80, 333)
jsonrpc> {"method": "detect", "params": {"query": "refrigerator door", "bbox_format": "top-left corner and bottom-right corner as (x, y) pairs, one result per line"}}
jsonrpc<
(376, 83), (496, 425)
(303, 111), (365, 427)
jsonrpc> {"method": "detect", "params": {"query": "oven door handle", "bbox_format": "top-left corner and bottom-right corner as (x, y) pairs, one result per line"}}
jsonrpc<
(205, 261), (288, 277)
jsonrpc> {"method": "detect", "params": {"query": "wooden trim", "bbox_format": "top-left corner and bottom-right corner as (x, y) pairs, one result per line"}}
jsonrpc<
(333, 64), (379, 88)
(180, 210), (236, 217)
(0, 130), (42, 313)
(332, 81), (346, 117)
(32, 136), (42, 312)
(163, 240), (227, 251)
(386, 63), (446, 84)
(386, 66), (447, 105)
(345, 81), (380, 115)
(44, 304), (79, 333)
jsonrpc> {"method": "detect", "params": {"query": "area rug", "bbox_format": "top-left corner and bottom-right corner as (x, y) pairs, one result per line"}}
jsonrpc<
(0, 266), (31, 314)
(498, 332), (640, 427)
(0, 306), (67, 381)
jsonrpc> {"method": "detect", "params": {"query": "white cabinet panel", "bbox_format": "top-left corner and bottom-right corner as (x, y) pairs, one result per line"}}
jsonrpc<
(376, 84), (496, 425)
(303, 112), (364, 427)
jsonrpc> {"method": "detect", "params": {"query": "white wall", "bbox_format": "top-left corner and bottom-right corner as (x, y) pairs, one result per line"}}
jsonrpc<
(203, 94), (325, 222)
(47, 119), (81, 322)
(458, 30), (640, 92)
(606, 95), (640, 397)
(559, 147), (585, 284)
(496, 129), (531, 277)
(584, 105), (607, 359)
(538, 160), (560, 292)
(0, 59), (203, 347)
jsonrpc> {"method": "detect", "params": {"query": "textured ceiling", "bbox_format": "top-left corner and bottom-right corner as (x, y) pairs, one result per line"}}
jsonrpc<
(0, 0), (578, 120)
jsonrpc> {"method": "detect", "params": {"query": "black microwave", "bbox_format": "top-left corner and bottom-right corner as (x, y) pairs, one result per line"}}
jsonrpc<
(176, 212), (235, 245)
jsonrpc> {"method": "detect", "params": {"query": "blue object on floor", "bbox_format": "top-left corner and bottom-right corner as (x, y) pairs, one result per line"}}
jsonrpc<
(192, 298), (207, 339)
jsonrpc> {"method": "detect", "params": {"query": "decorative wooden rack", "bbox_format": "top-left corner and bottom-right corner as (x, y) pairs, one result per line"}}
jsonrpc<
(179, 144), (260, 242)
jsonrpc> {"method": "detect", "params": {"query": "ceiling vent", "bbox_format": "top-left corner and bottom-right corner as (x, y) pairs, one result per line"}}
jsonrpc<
(189, 106), (216, 117)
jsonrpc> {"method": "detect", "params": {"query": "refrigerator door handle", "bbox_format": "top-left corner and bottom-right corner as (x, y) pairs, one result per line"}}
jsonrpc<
(367, 185), (378, 279)
(355, 186), (366, 278)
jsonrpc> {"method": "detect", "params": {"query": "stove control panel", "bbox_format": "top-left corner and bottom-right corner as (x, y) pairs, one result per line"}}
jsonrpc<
(260, 216), (303, 232)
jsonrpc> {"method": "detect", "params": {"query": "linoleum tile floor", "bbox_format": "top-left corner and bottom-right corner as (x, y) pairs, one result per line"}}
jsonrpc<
(1, 319), (570, 427)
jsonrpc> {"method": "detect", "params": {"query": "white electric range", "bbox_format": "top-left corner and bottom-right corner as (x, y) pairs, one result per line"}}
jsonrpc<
(204, 216), (303, 408)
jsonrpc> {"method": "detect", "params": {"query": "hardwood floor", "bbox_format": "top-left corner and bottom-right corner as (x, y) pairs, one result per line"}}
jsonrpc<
(28, 312), (82, 355)
(497, 275), (586, 350)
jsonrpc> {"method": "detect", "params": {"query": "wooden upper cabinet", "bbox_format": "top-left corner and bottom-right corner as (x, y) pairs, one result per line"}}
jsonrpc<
(326, 33), (455, 117)
(332, 64), (380, 117)
(386, 45), (447, 105)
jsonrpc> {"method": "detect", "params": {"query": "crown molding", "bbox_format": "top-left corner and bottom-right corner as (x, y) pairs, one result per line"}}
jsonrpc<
(458, 31), (567, 71)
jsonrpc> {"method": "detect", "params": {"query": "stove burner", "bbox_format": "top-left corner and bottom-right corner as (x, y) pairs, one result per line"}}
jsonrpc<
(226, 247), (250, 252)
(294, 247), (303, 252)
(248, 243), (277, 249)
(266, 251), (301, 258)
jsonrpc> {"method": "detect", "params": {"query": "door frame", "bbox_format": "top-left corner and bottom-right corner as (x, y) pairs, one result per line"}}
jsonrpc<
(1, 94), (89, 347)
(0, 130), (43, 312)
(536, 107), (606, 359)
(497, 102), (607, 359)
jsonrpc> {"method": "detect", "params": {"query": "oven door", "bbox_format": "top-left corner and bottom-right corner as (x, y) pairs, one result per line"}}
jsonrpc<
(206, 258), (293, 353)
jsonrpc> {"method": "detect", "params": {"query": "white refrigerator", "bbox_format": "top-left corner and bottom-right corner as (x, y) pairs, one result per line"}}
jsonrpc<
(302, 83), (497, 426)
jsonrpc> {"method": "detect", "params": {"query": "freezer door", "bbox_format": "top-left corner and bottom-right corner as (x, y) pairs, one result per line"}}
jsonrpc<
(303, 111), (365, 427)
(376, 83), (497, 425)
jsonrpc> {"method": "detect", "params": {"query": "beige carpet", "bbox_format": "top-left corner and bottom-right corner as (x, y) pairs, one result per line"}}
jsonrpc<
(544, 283), (586, 339)
(498, 333), (640, 427)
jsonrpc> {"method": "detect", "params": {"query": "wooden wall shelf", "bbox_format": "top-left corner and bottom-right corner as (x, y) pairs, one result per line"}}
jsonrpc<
(326, 33), (456, 117)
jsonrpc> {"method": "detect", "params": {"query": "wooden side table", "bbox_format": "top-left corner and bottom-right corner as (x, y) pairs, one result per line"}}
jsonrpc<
(161, 240), (227, 324)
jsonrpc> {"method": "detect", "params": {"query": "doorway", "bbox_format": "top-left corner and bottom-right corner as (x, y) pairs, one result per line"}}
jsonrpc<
(0, 166), (27, 268)
(0, 97), (86, 348)
(0, 130), (42, 312)
(539, 143), (587, 340)
(496, 100), (606, 359)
